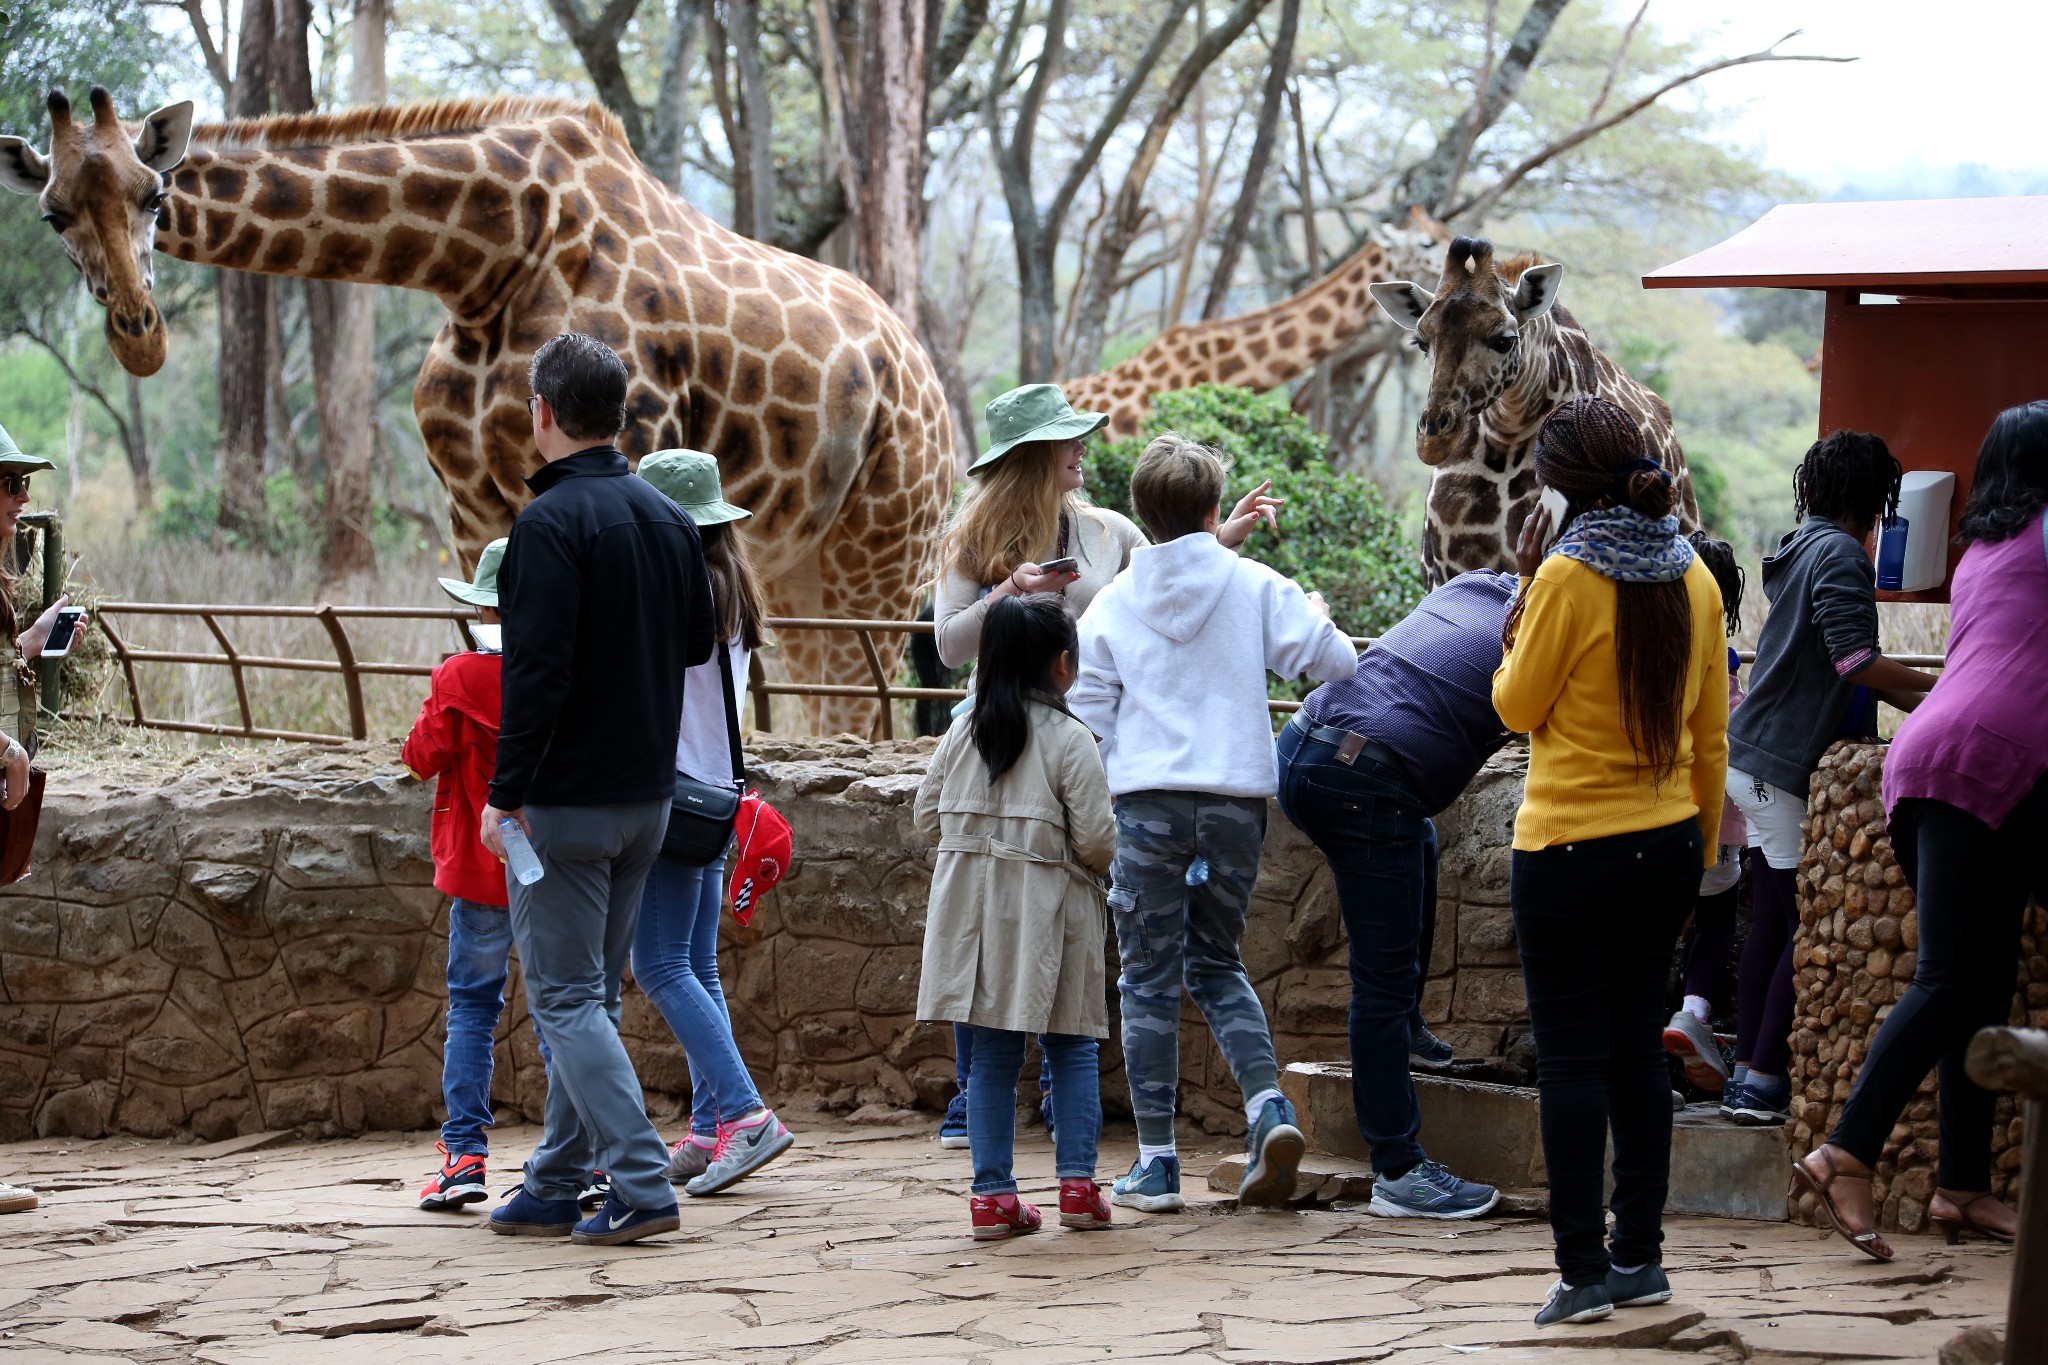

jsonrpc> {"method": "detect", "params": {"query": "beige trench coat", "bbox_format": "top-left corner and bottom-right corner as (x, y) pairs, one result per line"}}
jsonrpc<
(914, 697), (1115, 1037)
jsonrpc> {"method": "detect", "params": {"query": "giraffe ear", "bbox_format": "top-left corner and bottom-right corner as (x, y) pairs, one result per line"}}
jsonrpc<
(133, 101), (194, 174)
(1512, 263), (1563, 322)
(1368, 281), (1435, 331)
(0, 137), (49, 196)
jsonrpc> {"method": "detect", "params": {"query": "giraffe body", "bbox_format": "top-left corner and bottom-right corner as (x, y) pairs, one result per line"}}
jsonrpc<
(2, 93), (953, 734)
(1058, 210), (1446, 438)
(1369, 236), (1696, 586)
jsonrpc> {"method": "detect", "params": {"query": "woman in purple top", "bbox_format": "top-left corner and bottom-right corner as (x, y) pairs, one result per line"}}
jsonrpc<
(1792, 401), (2048, 1261)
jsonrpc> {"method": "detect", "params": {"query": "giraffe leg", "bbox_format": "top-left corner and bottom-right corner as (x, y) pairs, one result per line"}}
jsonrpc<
(759, 545), (859, 737)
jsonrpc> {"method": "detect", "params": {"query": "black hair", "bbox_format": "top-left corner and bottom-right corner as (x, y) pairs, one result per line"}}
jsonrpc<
(1957, 400), (2048, 546)
(1687, 531), (1744, 638)
(1793, 430), (1902, 529)
(968, 593), (1077, 785)
(530, 333), (629, 441)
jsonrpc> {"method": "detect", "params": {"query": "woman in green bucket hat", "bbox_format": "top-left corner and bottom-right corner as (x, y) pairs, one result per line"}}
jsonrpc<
(630, 450), (797, 1194)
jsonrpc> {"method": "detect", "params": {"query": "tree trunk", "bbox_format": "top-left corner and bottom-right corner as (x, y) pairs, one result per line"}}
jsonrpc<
(123, 370), (153, 506)
(918, 294), (976, 473)
(854, 0), (928, 323)
(646, 0), (704, 188)
(728, 0), (775, 240)
(216, 0), (274, 535)
(1202, 0), (1296, 320)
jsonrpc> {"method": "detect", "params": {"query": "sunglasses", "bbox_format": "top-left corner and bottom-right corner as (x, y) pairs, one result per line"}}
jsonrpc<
(0, 474), (30, 496)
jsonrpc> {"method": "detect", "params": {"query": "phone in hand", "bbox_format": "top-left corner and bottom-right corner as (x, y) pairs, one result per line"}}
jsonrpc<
(1038, 556), (1080, 576)
(467, 621), (503, 653)
(40, 607), (85, 659)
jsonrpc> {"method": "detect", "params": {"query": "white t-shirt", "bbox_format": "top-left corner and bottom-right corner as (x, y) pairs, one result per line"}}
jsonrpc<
(675, 639), (750, 786)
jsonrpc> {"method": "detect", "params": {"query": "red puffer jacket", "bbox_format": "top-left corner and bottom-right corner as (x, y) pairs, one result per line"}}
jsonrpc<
(402, 650), (509, 907)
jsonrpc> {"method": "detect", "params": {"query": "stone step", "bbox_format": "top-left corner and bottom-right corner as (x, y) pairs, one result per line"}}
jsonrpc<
(1205, 1149), (1548, 1216)
(1279, 1060), (1790, 1222)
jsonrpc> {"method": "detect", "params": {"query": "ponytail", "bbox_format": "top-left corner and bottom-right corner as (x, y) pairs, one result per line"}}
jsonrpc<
(968, 594), (1078, 784)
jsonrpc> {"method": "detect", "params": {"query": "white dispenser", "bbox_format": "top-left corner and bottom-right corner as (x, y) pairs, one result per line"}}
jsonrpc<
(1875, 470), (1955, 593)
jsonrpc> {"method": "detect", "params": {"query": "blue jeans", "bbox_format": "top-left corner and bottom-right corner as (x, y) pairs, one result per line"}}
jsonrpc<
(965, 1026), (1101, 1195)
(953, 1024), (1054, 1105)
(633, 853), (760, 1136)
(442, 898), (551, 1156)
(1275, 721), (1435, 1180)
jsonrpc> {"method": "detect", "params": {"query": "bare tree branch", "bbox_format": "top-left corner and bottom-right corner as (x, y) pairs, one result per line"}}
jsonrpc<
(1588, 0), (1650, 120)
(1203, 0), (1298, 319)
(155, 0), (234, 95)
(542, 0), (651, 152)
(1046, 0), (1195, 234)
(1440, 0), (1498, 222)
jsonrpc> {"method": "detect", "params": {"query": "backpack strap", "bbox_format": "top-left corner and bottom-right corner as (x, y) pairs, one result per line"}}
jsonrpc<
(716, 641), (744, 788)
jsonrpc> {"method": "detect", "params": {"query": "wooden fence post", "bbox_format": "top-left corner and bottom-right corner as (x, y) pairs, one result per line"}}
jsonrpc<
(1966, 1026), (2048, 1361)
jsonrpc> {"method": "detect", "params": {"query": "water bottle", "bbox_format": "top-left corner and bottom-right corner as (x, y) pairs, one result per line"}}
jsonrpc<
(500, 818), (545, 886)
(1185, 856), (1210, 887)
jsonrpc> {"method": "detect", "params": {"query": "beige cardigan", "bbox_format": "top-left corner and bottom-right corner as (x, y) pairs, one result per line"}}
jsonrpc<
(914, 697), (1116, 1037)
(933, 506), (1147, 670)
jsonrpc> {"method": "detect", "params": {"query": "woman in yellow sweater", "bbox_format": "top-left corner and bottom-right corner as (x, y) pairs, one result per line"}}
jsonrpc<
(1492, 398), (1728, 1328)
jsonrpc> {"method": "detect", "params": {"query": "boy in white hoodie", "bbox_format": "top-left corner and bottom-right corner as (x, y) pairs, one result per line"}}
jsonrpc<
(1071, 434), (1357, 1212)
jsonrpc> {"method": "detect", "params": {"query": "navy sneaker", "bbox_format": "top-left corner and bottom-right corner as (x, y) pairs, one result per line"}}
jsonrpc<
(1110, 1156), (1185, 1212)
(488, 1185), (581, 1237)
(1238, 1096), (1306, 1207)
(1039, 1092), (1055, 1141)
(1410, 1027), (1455, 1068)
(1729, 1076), (1789, 1126)
(1369, 1159), (1500, 1219)
(937, 1092), (970, 1150)
(1606, 1262), (1671, 1308)
(1717, 1080), (1748, 1121)
(571, 1193), (682, 1246)
(1534, 1279), (1614, 1326)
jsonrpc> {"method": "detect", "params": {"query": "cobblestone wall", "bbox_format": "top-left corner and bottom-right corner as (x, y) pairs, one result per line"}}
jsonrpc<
(0, 737), (1530, 1143)
(1787, 740), (2045, 1234)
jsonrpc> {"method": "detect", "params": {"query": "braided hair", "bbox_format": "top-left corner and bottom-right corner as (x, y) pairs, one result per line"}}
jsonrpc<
(1793, 430), (1902, 530)
(1504, 396), (1692, 786)
(1687, 531), (1745, 638)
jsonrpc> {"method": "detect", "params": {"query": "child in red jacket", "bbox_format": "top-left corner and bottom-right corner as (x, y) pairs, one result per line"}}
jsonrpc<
(404, 540), (571, 1209)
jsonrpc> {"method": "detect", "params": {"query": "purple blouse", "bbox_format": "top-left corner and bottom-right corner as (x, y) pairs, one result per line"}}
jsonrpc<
(1882, 507), (2048, 828)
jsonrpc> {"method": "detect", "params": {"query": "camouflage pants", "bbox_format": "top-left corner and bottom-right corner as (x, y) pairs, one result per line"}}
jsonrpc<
(1109, 790), (1279, 1146)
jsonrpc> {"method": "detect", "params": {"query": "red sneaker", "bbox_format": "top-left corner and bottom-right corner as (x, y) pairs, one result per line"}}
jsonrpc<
(418, 1142), (488, 1210)
(1059, 1178), (1112, 1230)
(969, 1193), (1043, 1241)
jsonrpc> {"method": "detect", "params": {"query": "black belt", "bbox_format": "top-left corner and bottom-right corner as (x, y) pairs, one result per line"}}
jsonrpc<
(1285, 714), (1403, 771)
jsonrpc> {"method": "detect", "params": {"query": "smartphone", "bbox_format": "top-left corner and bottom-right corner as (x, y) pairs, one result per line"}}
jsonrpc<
(1038, 556), (1080, 576)
(467, 621), (502, 654)
(40, 608), (85, 659)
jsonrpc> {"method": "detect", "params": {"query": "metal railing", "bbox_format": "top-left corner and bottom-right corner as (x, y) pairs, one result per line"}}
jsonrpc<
(65, 602), (1952, 747)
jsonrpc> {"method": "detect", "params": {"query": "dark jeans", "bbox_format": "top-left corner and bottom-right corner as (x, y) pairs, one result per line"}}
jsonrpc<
(1513, 818), (1702, 1286)
(1275, 721), (1437, 1180)
(965, 1027), (1101, 1195)
(1830, 779), (2048, 1190)
(1735, 858), (1799, 1074)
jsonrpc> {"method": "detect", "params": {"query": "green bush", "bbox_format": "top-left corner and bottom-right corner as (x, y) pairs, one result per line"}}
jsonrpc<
(1084, 385), (1425, 643)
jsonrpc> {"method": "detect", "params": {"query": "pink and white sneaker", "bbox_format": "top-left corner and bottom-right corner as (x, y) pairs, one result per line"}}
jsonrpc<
(682, 1109), (794, 1196)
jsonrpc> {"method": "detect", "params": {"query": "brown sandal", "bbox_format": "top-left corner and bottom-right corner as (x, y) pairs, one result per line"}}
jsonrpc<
(1790, 1149), (1895, 1263)
(1930, 1189), (2015, 1245)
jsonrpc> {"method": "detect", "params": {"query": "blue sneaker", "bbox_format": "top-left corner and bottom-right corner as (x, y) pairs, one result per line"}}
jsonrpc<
(938, 1092), (970, 1150)
(1729, 1075), (1789, 1126)
(1534, 1279), (1613, 1326)
(1039, 1093), (1055, 1141)
(1110, 1156), (1185, 1213)
(1606, 1262), (1671, 1308)
(571, 1193), (682, 1246)
(1370, 1158), (1500, 1219)
(1410, 1027), (1455, 1068)
(1238, 1096), (1305, 1207)
(488, 1185), (581, 1237)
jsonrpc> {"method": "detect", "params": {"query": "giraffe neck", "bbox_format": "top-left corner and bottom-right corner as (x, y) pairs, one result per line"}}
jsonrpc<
(158, 132), (551, 320)
(1218, 237), (1408, 389)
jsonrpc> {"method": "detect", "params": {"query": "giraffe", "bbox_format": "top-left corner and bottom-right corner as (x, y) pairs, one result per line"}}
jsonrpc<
(1058, 208), (1448, 439)
(0, 87), (953, 735)
(1368, 235), (1697, 587)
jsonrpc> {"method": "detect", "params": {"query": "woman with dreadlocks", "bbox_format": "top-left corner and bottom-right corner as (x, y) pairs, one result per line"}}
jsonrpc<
(1721, 433), (1940, 1130)
(1492, 397), (1728, 1327)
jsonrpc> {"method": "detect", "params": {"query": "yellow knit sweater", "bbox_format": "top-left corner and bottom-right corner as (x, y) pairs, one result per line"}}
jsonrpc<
(1491, 556), (1728, 859)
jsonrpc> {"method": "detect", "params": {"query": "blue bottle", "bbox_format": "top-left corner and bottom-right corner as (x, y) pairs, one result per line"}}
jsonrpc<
(1876, 515), (1909, 592)
(500, 818), (545, 886)
(1185, 856), (1210, 887)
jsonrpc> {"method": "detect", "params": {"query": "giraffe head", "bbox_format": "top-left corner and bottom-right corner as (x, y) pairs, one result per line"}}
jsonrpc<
(0, 88), (194, 377)
(1368, 235), (1563, 463)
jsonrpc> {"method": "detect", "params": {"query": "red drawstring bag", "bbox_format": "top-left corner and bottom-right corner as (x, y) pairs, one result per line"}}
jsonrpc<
(726, 790), (792, 926)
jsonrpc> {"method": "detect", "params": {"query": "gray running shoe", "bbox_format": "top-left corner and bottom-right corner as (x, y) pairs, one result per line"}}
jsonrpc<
(1534, 1279), (1613, 1326)
(664, 1138), (714, 1184)
(1605, 1262), (1672, 1308)
(1410, 1027), (1455, 1068)
(1369, 1158), (1500, 1219)
(684, 1109), (795, 1196)
(1662, 1009), (1730, 1091)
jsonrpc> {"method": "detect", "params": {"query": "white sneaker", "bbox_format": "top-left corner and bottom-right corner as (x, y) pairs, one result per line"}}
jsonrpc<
(1662, 1009), (1729, 1092)
(0, 1181), (38, 1214)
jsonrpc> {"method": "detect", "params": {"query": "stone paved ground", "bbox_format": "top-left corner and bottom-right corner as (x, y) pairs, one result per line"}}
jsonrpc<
(0, 1117), (2011, 1364)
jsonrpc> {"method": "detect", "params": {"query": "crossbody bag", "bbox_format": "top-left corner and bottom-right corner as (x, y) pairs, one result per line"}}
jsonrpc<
(660, 642), (744, 866)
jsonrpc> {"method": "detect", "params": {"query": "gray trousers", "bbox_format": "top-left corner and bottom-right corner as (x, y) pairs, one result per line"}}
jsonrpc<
(507, 799), (672, 1211)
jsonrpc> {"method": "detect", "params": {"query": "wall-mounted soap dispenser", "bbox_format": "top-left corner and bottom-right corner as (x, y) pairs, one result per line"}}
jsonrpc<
(1876, 470), (1957, 593)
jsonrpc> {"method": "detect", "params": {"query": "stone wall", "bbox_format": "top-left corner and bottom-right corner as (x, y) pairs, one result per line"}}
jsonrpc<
(1787, 741), (2045, 1234)
(0, 737), (1530, 1143)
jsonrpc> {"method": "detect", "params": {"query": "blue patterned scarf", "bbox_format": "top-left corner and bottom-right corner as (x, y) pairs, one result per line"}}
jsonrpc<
(1551, 505), (1694, 583)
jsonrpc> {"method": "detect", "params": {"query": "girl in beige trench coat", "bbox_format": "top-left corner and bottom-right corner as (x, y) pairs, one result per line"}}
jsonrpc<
(915, 595), (1116, 1241)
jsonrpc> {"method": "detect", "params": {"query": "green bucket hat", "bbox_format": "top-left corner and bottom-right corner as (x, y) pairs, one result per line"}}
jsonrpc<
(0, 421), (57, 475)
(439, 537), (507, 609)
(970, 384), (1107, 474)
(637, 449), (752, 526)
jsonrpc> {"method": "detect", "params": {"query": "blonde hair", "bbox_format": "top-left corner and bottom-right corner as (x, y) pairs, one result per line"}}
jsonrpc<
(939, 439), (1092, 586)
(1130, 432), (1228, 541)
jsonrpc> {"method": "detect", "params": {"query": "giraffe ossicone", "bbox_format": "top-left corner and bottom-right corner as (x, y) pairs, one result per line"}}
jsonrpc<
(2, 88), (954, 735)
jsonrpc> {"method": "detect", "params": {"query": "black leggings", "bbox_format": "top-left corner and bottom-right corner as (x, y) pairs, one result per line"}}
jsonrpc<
(1735, 855), (1798, 1074)
(1682, 881), (1740, 1007)
(1829, 778), (2048, 1190)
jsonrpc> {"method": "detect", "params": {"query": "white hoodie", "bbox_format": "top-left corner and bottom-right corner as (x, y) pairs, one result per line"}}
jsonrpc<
(1071, 533), (1357, 799)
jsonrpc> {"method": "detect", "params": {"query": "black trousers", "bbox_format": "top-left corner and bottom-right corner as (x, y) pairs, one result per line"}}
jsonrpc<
(1513, 818), (1702, 1286)
(1829, 776), (2048, 1190)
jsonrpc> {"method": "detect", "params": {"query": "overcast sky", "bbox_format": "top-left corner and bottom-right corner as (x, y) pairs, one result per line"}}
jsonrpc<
(1666, 0), (2048, 188)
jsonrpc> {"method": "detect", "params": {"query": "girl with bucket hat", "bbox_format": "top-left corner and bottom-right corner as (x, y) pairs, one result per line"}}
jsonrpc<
(632, 450), (795, 1196)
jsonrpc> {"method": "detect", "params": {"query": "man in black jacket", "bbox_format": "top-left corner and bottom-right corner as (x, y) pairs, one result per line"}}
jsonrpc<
(480, 333), (714, 1247)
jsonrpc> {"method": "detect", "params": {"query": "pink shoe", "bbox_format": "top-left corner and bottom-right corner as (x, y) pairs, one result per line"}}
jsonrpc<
(970, 1193), (1043, 1241)
(1059, 1178), (1112, 1230)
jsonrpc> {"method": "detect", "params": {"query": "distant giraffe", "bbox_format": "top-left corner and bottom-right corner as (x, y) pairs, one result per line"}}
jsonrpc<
(1059, 209), (1447, 438)
(1369, 235), (1697, 586)
(0, 87), (953, 735)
